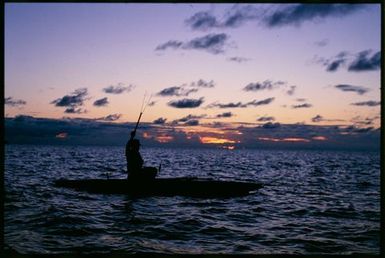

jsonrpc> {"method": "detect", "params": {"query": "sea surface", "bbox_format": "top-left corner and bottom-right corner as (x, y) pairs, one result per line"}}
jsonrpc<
(4, 144), (380, 255)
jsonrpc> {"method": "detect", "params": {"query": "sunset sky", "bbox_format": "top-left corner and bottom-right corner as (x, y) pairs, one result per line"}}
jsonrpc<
(4, 3), (381, 149)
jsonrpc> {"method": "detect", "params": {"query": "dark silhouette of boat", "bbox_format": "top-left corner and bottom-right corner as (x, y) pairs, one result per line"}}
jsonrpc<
(54, 177), (262, 198)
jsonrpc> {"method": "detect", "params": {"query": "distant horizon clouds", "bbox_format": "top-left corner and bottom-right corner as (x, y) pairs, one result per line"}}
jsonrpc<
(5, 97), (27, 107)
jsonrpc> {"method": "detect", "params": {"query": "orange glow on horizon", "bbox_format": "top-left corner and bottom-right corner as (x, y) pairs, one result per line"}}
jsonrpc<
(200, 136), (236, 144)
(312, 136), (327, 141)
(55, 132), (68, 139)
(155, 135), (173, 143)
(258, 137), (310, 143)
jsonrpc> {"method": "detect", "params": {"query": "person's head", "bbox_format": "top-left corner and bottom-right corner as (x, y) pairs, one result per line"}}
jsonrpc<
(131, 139), (141, 151)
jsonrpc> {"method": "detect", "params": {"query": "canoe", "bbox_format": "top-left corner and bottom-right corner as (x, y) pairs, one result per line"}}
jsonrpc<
(54, 177), (263, 197)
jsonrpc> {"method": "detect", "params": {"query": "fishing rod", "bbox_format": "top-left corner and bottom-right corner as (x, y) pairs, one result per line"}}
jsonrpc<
(130, 92), (153, 141)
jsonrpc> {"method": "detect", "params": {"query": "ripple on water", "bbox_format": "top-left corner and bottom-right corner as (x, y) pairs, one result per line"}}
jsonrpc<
(4, 145), (380, 254)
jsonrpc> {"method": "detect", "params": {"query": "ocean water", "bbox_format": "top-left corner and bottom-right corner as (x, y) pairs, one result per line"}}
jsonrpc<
(4, 144), (380, 255)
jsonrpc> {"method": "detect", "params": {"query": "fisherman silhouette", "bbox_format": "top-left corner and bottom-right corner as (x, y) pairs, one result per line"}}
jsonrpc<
(126, 131), (157, 180)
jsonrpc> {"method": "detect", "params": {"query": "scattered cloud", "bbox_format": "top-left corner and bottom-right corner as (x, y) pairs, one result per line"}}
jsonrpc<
(185, 4), (364, 32)
(292, 103), (312, 109)
(168, 97), (204, 108)
(93, 97), (109, 107)
(185, 119), (200, 126)
(311, 115), (323, 122)
(243, 80), (285, 92)
(351, 100), (380, 107)
(185, 11), (220, 31)
(263, 4), (363, 28)
(156, 33), (230, 55)
(153, 117), (167, 124)
(96, 114), (122, 121)
(216, 112), (234, 118)
(257, 116), (275, 122)
(261, 122), (281, 129)
(64, 107), (87, 114)
(50, 88), (88, 113)
(311, 114), (345, 123)
(157, 86), (198, 97)
(335, 84), (369, 95)
(314, 39), (329, 47)
(5, 97), (27, 107)
(208, 97), (275, 109)
(227, 56), (251, 63)
(351, 115), (379, 126)
(103, 83), (134, 94)
(157, 80), (214, 98)
(286, 85), (296, 95)
(248, 97), (275, 106)
(348, 50), (381, 72)
(243, 80), (296, 96)
(318, 50), (380, 73)
(4, 116), (380, 150)
(191, 79), (215, 88)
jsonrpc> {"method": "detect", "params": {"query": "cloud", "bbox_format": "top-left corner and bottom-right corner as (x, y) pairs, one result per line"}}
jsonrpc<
(286, 85), (296, 95)
(243, 80), (295, 96)
(248, 97), (275, 106)
(156, 33), (230, 55)
(168, 97), (204, 108)
(311, 115), (323, 122)
(51, 88), (88, 107)
(257, 116), (275, 122)
(243, 80), (284, 92)
(351, 115), (379, 126)
(314, 39), (329, 47)
(93, 97), (109, 107)
(157, 86), (198, 97)
(263, 4), (363, 28)
(227, 57), (251, 63)
(292, 103), (312, 109)
(157, 79), (215, 98)
(171, 114), (207, 126)
(208, 97), (275, 109)
(185, 11), (220, 31)
(153, 117), (167, 124)
(216, 112), (233, 118)
(348, 50), (381, 72)
(261, 122), (281, 129)
(351, 101), (380, 107)
(155, 40), (183, 51)
(318, 50), (380, 73)
(103, 83), (134, 94)
(208, 101), (247, 109)
(191, 79), (215, 88)
(5, 97), (27, 107)
(185, 119), (199, 126)
(185, 4), (364, 32)
(96, 114), (122, 121)
(335, 84), (369, 95)
(185, 6), (262, 31)
(51, 88), (89, 114)
(64, 107), (87, 114)
(4, 116), (380, 150)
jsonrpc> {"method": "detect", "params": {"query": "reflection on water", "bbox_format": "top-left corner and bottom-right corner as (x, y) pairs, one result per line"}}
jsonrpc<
(5, 145), (380, 254)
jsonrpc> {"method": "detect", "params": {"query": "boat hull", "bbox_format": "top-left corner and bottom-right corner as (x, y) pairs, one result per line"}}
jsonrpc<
(54, 178), (262, 197)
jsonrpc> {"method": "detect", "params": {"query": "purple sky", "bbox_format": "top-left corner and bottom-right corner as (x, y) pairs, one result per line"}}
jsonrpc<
(4, 3), (381, 149)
